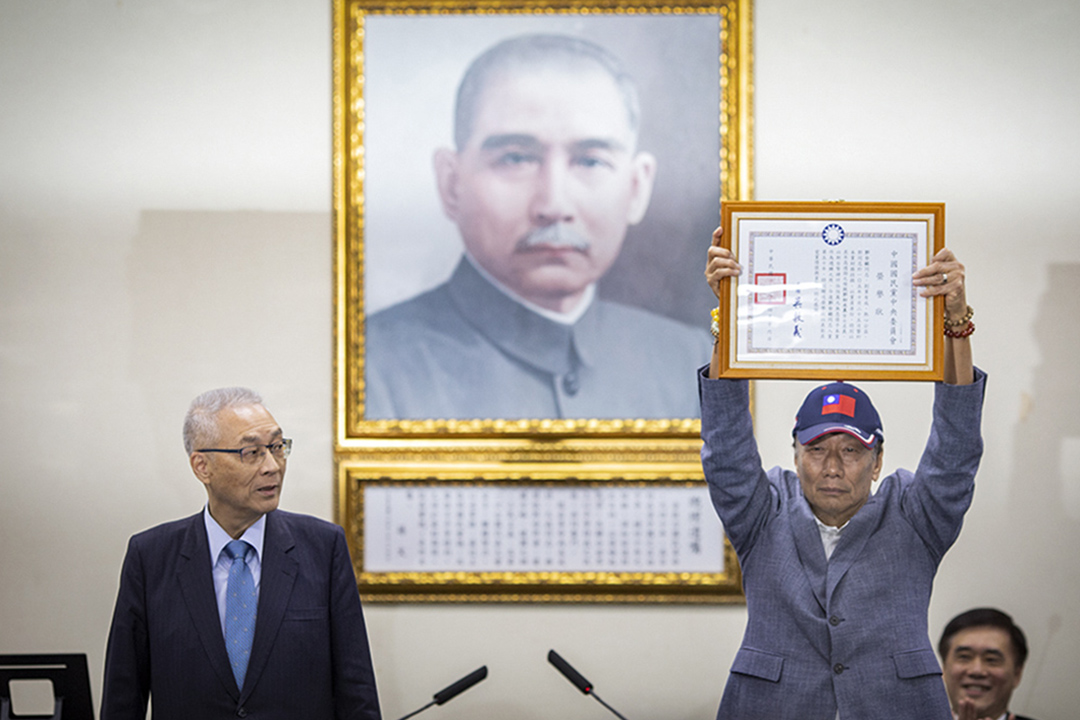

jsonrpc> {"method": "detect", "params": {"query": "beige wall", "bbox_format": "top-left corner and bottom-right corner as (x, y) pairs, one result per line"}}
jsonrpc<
(2, 1), (1078, 718)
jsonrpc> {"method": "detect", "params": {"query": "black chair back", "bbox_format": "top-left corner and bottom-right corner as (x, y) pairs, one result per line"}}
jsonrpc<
(0, 655), (93, 720)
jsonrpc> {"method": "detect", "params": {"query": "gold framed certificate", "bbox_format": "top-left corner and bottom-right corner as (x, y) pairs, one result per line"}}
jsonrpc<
(717, 201), (945, 380)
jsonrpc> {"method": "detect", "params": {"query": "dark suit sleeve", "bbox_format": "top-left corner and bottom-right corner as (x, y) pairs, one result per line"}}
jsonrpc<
(101, 537), (151, 720)
(328, 525), (382, 720)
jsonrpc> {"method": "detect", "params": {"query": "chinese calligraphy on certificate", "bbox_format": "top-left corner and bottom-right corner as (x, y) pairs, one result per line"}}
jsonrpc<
(733, 217), (932, 367)
(363, 485), (724, 574)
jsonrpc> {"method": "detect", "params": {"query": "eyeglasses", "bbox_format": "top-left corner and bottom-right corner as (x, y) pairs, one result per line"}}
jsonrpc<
(197, 438), (293, 464)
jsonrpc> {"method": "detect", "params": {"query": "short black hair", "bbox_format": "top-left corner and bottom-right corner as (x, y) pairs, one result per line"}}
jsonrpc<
(453, 34), (641, 151)
(938, 607), (1029, 668)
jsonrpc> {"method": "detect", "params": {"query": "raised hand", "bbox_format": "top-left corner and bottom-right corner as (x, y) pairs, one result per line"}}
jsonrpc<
(705, 226), (743, 300)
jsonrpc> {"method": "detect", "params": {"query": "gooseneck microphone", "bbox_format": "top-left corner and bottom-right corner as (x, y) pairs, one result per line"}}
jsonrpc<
(547, 650), (629, 720)
(395, 665), (488, 720)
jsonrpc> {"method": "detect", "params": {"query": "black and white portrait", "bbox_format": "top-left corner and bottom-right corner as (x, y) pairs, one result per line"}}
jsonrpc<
(361, 14), (723, 421)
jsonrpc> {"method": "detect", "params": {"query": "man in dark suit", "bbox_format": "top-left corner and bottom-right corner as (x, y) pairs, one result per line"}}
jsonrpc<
(101, 387), (381, 720)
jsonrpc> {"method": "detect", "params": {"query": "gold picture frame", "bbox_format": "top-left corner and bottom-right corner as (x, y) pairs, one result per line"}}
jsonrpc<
(338, 459), (742, 602)
(331, 0), (752, 602)
(717, 201), (945, 381)
(333, 0), (752, 441)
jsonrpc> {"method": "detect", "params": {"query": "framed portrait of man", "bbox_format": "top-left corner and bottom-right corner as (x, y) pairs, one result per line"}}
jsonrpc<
(334, 0), (752, 440)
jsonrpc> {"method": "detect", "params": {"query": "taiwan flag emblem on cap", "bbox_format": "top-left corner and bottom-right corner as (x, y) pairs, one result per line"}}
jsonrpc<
(793, 381), (883, 448)
(821, 394), (856, 417)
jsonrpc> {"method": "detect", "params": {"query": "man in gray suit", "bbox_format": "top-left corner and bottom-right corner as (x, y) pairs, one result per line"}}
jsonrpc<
(364, 34), (712, 421)
(700, 229), (985, 719)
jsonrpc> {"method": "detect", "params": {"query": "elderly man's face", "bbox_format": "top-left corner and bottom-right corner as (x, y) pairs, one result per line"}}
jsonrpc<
(435, 66), (656, 313)
(794, 432), (883, 528)
(190, 403), (286, 538)
(943, 626), (1024, 720)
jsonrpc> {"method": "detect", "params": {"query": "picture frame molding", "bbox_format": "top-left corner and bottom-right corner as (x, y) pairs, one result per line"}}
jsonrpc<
(333, 0), (753, 443)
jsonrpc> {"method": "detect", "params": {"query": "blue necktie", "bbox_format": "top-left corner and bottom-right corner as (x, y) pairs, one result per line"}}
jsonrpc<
(224, 540), (258, 690)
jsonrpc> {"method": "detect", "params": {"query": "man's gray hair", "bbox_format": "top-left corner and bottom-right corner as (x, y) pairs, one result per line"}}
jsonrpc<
(453, 33), (642, 151)
(183, 386), (263, 454)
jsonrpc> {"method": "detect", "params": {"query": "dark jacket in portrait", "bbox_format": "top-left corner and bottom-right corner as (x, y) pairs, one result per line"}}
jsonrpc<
(366, 257), (713, 420)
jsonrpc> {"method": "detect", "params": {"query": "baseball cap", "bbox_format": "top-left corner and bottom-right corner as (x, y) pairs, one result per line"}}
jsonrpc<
(793, 381), (883, 448)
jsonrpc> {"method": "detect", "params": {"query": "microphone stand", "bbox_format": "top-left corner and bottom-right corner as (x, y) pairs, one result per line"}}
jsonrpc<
(396, 700), (436, 720)
(587, 691), (628, 720)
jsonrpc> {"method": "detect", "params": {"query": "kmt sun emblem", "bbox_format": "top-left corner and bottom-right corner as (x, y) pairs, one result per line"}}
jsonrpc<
(822, 223), (845, 245)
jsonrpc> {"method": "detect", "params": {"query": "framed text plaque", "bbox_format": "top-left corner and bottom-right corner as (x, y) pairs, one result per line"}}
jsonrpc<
(717, 201), (945, 381)
(338, 460), (742, 603)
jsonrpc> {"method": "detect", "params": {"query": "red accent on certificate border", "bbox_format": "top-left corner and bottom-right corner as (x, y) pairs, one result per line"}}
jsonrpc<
(754, 273), (787, 305)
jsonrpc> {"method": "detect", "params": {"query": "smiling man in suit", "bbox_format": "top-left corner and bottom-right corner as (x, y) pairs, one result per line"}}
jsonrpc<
(699, 230), (986, 719)
(940, 608), (1039, 720)
(101, 387), (381, 720)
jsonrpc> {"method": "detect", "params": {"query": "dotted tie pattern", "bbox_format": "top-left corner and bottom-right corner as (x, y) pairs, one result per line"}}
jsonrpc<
(223, 539), (257, 690)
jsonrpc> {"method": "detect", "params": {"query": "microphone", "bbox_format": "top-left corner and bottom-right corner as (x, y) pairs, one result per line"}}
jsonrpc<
(547, 649), (591, 693)
(547, 650), (629, 720)
(395, 666), (488, 720)
(432, 665), (488, 705)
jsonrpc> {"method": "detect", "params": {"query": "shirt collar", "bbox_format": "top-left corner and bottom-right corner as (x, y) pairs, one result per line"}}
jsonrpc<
(203, 505), (266, 565)
(812, 513), (850, 534)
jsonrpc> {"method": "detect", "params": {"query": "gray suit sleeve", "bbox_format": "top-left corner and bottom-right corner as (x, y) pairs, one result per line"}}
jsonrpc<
(698, 367), (778, 557)
(903, 367), (988, 560)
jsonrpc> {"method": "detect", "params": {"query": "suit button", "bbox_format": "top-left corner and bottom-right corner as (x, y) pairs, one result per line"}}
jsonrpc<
(237, 708), (247, 718)
(562, 371), (580, 396)
(833, 663), (845, 674)
(830, 615), (842, 626)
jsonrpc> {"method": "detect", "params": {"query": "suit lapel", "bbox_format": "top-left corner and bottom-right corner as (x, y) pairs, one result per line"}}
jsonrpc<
(825, 493), (884, 601)
(789, 498), (827, 613)
(240, 510), (298, 700)
(177, 513), (240, 700)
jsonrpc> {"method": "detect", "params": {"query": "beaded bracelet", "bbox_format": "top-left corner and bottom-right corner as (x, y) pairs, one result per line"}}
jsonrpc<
(943, 320), (975, 339)
(944, 305), (974, 328)
(710, 307), (720, 338)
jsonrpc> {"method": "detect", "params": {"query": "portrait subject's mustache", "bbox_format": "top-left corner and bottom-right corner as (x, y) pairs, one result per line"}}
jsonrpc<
(516, 223), (590, 252)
